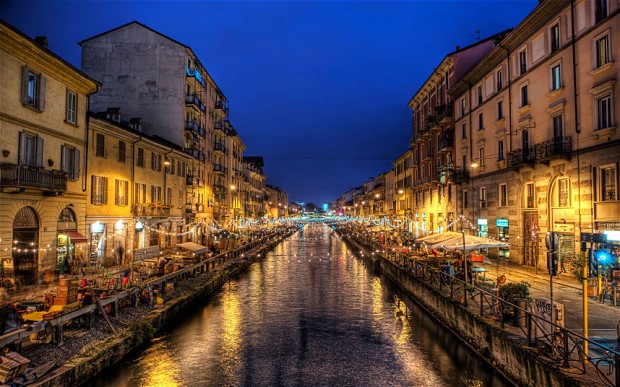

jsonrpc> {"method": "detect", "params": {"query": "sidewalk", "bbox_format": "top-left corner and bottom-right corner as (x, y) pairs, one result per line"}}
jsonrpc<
(480, 257), (620, 345)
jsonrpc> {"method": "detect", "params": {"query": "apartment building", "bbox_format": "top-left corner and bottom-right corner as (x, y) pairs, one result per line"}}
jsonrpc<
(0, 20), (99, 285)
(407, 32), (509, 239)
(243, 157), (267, 219)
(79, 22), (228, 234)
(266, 186), (289, 218)
(393, 149), (413, 218)
(227, 127), (246, 222)
(451, 0), (620, 267)
(86, 113), (194, 264)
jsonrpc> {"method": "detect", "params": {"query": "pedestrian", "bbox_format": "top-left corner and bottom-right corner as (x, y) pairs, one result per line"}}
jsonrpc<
(560, 255), (567, 273)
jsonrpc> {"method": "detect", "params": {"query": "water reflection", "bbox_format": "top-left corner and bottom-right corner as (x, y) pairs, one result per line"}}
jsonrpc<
(92, 224), (507, 387)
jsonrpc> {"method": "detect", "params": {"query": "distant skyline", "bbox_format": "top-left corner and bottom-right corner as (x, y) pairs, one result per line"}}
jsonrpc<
(1, 0), (538, 205)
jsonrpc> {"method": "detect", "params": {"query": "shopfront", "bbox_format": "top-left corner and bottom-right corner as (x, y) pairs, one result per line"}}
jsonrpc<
(56, 207), (87, 274)
(553, 221), (575, 272)
(11, 206), (39, 285)
(89, 221), (106, 263)
(477, 218), (488, 238)
(496, 218), (510, 259)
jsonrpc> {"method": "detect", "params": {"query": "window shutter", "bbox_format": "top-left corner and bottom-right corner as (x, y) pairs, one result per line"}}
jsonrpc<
(65, 90), (69, 121)
(75, 93), (79, 124)
(39, 75), (46, 111)
(73, 148), (80, 179)
(103, 177), (108, 205)
(61, 145), (67, 172)
(91, 175), (97, 204)
(20, 66), (29, 104)
(18, 132), (25, 165)
(35, 137), (44, 167)
(115, 179), (120, 206)
(142, 185), (146, 203)
(593, 168), (597, 202)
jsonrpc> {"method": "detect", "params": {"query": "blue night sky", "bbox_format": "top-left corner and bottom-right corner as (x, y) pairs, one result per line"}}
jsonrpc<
(2, 0), (537, 205)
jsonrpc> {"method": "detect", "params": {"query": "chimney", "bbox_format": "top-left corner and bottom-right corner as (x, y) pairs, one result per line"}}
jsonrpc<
(455, 45), (460, 51)
(129, 117), (143, 132)
(34, 36), (48, 48)
(105, 107), (121, 123)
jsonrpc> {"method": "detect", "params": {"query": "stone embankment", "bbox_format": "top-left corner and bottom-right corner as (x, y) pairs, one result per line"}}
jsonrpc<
(17, 227), (298, 386)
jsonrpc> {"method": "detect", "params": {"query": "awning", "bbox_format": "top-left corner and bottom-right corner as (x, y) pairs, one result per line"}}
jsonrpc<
(63, 231), (88, 243)
(176, 242), (209, 255)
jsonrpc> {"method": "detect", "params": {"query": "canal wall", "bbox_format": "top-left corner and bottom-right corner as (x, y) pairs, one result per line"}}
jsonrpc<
(342, 235), (579, 387)
(32, 232), (295, 387)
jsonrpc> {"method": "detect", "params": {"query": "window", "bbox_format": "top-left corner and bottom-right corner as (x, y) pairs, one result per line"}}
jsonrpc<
(137, 148), (144, 167)
(499, 183), (508, 207)
(445, 70), (450, 91)
(523, 130), (530, 156)
(498, 140), (505, 161)
(150, 185), (162, 203)
(480, 187), (487, 208)
(95, 133), (105, 157)
(151, 153), (162, 171)
(66, 91), (77, 124)
(519, 50), (527, 75)
(497, 100), (504, 120)
(550, 24), (560, 53)
(61, 145), (80, 180)
(169, 159), (175, 174)
(596, 0), (608, 23)
(520, 84), (529, 106)
(167, 187), (173, 206)
(596, 95), (612, 130)
(118, 141), (126, 163)
(115, 179), (129, 206)
(91, 176), (108, 205)
(447, 183), (452, 203)
(553, 114), (563, 138)
(477, 85), (483, 105)
(21, 66), (45, 110)
(460, 98), (466, 116)
(600, 166), (616, 201)
(595, 35), (609, 68)
(479, 148), (485, 167)
(497, 69), (503, 91)
(178, 189), (183, 208)
(551, 64), (561, 91)
(525, 182), (535, 208)
(463, 190), (469, 208)
(558, 179), (569, 207)
(462, 123), (467, 139)
(462, 155), (467, 172)
(478, 112), (484, 131)
(18, 132), (43, 167)
(135, 183), (146, 204)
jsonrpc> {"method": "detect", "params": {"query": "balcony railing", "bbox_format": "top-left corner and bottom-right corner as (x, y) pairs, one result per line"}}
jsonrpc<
(0, 163), (67, 193)
(534, 136), (572, 160)
(213, 143), (227, 154)
(215, 100), (229, 115)
(507, 147), (536, 168)
(438, 136), (454, 151)
(452, 169), (470, 183)
(132, 203), (171, 217)
(185, 120), (205, 137)
(185, 94), (206, 112)
(435, 103), (453, 123)
(185, 68), (206, 88)
(213, 164), (228, 174)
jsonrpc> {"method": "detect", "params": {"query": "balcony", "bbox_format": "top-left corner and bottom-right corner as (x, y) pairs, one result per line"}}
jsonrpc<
(186, 175), (195, 186)
(213, 164), (228, 175)
(185, 94), (206, 112)
(452, 169), (470, 183)
(436, 103), (453, 125)
(438, 136), (453, 152)
(185, 120), (206, 138)
(0, 163), (67, 194)
(132, 203), (171, 218)
(213, 142), (227, 154)
(185, 68), (206, 88)
(425, 118), (436, 135)
(183, 147), (204, 162)
(184, 204), (196, 219)
(422, 150), (434, 161)
(507, 147), (536, 168)
(214, 100), (229, 115)
(534, 136), (572, 162)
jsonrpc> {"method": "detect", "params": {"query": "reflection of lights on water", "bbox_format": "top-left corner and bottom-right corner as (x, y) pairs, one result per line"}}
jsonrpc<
(141, 342), (181, 386)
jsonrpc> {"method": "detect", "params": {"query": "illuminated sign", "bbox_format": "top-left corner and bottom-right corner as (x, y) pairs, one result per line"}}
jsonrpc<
(91, 221), (104, 233)
(135, 221), (144, 231)
(477, 218), (487, 225)
(604, 230), (620, 242)
(496, 219), (509, 227)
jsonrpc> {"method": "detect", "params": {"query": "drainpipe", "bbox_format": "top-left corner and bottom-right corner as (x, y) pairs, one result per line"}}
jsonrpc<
(571, 0), (580, 135)
(498, 44), (513, 151)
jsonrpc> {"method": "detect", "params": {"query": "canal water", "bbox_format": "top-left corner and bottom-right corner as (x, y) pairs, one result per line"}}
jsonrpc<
(92, 224), (508, 386)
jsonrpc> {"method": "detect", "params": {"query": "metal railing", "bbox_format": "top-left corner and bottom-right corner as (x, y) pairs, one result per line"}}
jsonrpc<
(341, 228), (620, 386)
(0, 163), (67, 192)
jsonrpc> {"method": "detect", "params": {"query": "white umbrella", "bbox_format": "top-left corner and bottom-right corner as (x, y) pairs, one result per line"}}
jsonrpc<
(430, 234), (509, 250)
(415, 231), (462, 244)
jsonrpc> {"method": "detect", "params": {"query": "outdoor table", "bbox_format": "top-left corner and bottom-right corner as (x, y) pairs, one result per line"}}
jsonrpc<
(22, 311), (47, 322)
(471, 266), (488, 283)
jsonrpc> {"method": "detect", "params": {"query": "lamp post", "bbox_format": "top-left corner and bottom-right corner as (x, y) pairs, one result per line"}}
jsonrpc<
(461, 215), (469, 307)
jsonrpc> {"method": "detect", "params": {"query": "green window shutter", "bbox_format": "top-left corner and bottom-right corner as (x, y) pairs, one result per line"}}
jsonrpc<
(39, 75), (46, 111)
(20, 66), (28, 104)
(103, 177), (108, 205)
(73, 148), (80, 179)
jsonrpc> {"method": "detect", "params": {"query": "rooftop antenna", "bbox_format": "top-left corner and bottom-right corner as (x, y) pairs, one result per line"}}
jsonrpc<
(475, 30), (481, 41)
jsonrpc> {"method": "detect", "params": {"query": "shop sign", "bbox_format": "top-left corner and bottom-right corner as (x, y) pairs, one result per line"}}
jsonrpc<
(91, 221), (105, 233)
(553, 222), (574, 233)
(57, 221), (77, 231)
(135, 221), (144, 231)
(496, 218), (509, 227)
(604, 230), (620, 242)
(477, 218), (487, 226)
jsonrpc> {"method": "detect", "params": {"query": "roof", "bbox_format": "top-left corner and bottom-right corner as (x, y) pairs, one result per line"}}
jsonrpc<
(243, 156), (265, 167)
(0, 18), (101, 90)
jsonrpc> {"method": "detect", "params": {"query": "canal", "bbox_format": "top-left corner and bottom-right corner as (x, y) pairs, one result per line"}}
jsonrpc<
(91, 223), (508, 386)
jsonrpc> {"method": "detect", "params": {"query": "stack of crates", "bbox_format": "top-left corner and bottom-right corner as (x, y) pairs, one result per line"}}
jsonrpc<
(0, 356), (21, 383)
(4, 352), (30, 377)
(55, 278), (78, 306)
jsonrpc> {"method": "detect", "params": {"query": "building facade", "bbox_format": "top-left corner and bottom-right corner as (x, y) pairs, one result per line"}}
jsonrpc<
(451, 0), (620, 267)
(0, 21), (99, 285)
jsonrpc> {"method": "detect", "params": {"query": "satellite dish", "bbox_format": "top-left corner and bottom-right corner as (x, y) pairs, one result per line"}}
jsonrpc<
(498, 275), (507, 285)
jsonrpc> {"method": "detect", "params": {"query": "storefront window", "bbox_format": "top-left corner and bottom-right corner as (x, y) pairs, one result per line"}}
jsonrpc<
(496, 218), (510, 258)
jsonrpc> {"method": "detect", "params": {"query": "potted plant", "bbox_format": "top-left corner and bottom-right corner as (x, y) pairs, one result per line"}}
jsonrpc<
(499, 281), (531, 325)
